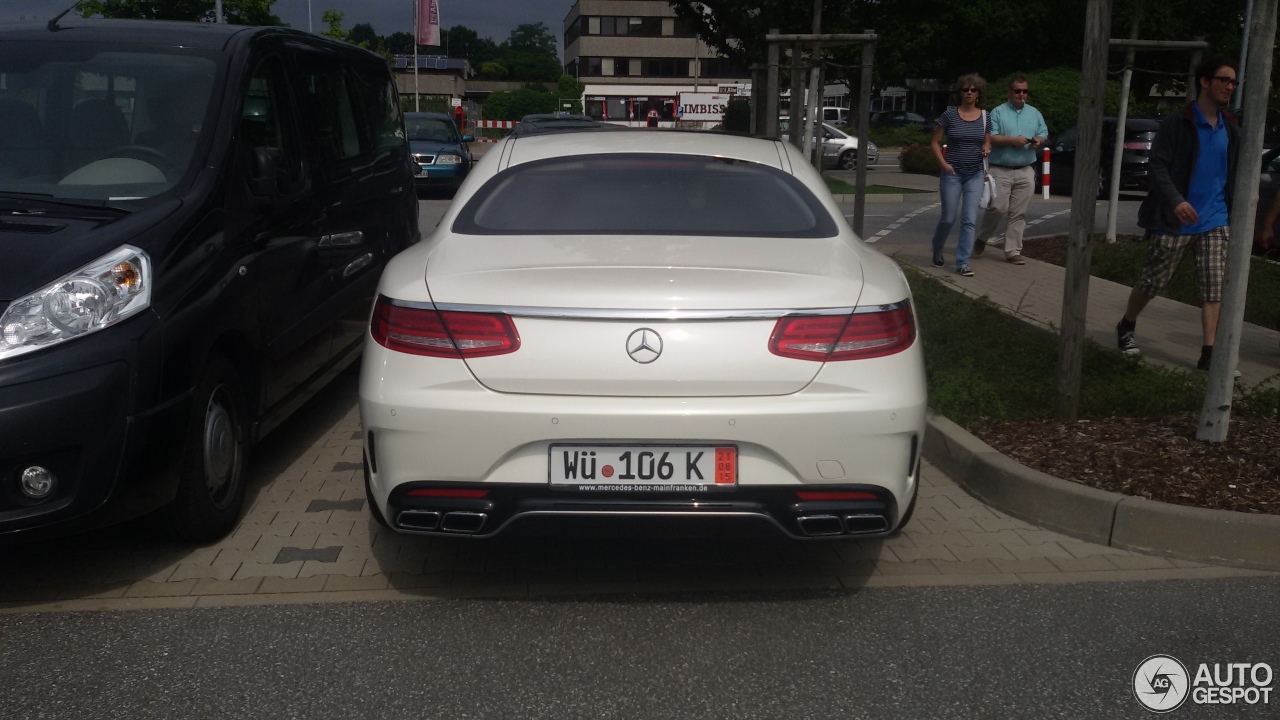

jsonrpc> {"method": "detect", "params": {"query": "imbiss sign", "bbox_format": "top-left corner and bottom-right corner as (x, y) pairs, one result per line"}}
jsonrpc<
(677, 93), (732, 121)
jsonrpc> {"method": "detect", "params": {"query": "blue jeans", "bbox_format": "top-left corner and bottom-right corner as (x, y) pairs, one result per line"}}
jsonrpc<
(931, 169), (984, 267)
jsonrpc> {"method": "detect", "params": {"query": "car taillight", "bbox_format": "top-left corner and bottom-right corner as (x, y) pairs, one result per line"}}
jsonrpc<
(371, 297), (520, 358)
(769, 305), (915, 362)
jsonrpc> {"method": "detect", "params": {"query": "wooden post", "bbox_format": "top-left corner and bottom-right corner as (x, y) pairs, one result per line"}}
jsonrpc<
(1187, 39), (1203, 102)
(790, 43), (805, 147)
(750, 64), (764, 136)
(1197, 0), (1278, 442)
(854, 32), (874, 238)
(1056, 0), (1112, 421)
(766, 31), (780, 138)
(1106, 4), (1141, 244)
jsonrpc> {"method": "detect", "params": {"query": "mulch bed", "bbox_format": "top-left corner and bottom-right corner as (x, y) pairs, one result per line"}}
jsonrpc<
(968, 413), (1280, 515)
(1018, 233), (1143, 264)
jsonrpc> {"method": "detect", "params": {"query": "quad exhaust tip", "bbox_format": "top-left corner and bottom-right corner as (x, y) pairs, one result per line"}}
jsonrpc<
(796, 513), (889, 537)
(397, 510), (441, 531)
(440, 511), (487, 533)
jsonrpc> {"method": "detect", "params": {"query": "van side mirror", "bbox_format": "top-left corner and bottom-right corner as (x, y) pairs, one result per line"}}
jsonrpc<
(250, 147), (285, 200)
(462, 134), (474, 143)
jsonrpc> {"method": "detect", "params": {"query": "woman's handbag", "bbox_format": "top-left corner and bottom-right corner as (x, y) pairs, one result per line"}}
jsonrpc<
(979, 110), (998, 210)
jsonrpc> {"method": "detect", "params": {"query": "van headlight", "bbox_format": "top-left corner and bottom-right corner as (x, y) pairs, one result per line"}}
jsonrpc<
(0, 245), (151, 361)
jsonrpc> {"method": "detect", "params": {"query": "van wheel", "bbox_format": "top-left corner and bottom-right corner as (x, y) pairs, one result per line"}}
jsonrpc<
(163, 356), (248, 542)
(839, 151), (856, 171)
(364, 453), (389, 529)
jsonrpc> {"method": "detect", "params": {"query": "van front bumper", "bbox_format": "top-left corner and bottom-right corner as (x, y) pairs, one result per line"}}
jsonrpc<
(0, 314), (187, 540)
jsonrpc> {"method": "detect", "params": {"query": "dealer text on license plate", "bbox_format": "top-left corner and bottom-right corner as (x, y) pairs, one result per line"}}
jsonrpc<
(549, 445), (736, 488)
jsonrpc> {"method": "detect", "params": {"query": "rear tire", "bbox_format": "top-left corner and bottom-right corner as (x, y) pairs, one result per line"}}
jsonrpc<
(839, 151), (856, 171)
(163, 355), (248, 542)
(364, 453), (389, 529)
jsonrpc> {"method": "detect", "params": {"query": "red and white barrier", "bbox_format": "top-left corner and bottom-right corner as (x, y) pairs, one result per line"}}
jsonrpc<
(474, 120), (517, 129)
(1042, 147), (1050, 199)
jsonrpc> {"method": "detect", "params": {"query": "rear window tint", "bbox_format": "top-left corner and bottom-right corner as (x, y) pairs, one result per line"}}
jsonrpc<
(452, 153), (838, 237)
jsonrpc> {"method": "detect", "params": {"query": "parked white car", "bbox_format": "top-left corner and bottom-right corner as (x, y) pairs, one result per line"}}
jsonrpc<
(359, 131), (926, 540)
(780, 118), (879, 170)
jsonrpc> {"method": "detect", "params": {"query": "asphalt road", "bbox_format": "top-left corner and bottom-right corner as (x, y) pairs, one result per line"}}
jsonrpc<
(1, 578), (1276, 718)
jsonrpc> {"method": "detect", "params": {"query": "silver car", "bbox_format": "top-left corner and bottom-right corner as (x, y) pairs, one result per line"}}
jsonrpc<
(780, 118), (878, 170)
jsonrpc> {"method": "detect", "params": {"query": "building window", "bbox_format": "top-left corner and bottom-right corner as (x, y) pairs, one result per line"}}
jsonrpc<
(564, 22), (580, 47)
(629, 59), (641, 76)
(600, 16), (615, 35)
(588, 17), (600, 34)
(661, 18), (674, 36)
(642, 59), (690, 77)
(602, 58), (614, 76)
(673, 18), (697, 37)
(584, 57), (602, 76)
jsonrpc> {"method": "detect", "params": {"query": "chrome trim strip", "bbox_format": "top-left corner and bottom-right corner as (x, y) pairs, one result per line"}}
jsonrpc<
(383, 297), (909, 320)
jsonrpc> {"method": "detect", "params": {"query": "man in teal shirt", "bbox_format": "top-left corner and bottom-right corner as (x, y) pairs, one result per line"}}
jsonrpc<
(974, 77), (1049, 263)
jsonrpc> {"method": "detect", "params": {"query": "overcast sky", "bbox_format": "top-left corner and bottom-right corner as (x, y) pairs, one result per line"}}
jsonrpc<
(0, 0), (575, 51)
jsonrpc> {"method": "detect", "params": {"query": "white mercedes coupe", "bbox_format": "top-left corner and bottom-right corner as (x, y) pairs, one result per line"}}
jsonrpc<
(359, 130), (926, 539)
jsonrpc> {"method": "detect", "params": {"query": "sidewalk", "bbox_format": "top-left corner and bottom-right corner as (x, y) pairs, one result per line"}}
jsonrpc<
(889, 238), (1280, 387)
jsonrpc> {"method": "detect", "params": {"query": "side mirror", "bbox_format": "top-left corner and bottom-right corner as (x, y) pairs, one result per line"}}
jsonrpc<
(462, 134), (474, 143)
(250, 146), (285, 200)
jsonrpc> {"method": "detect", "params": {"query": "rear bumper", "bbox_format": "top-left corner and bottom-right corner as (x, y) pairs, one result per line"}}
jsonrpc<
(382, 481), (911, 540)
(360, 335), (928, 539)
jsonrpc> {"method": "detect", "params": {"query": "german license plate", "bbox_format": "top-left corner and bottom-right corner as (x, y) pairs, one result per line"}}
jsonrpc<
(549, 445), (736, 490)
(416, 167), (428, 177)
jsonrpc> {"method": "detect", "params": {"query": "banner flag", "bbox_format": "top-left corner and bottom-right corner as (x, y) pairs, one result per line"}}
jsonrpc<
(416, 0), (440, 46)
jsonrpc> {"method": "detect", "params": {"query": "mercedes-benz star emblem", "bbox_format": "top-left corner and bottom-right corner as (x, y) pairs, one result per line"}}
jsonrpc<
(626, 328), (663, 364)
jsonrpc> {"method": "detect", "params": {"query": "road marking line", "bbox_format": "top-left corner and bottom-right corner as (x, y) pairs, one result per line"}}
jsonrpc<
(862, 202), (940, 243)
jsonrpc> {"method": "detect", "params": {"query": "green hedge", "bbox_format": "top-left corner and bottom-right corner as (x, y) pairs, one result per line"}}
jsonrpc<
(899, 143), (941, 176)
(869, 126), (932, 148)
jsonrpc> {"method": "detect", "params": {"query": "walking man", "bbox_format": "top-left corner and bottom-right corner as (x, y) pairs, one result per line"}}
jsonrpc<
(1116, 57), (1239, 372)
(974, 76), (1048, 264)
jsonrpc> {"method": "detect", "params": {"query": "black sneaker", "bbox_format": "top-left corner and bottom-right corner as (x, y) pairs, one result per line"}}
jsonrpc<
(1197, 348), (1243, 378)
(932, 251), (944, 268)
(1116, 321), (1140, 356)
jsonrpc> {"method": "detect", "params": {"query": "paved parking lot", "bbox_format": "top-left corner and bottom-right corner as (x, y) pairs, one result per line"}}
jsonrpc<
(0, 368), (1266, 614)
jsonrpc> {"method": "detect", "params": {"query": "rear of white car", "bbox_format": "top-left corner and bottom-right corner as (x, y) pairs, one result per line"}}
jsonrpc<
(360, 132), (926, 539)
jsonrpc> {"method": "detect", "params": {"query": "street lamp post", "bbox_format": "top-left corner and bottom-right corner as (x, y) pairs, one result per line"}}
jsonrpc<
(215, 0), (224, 23)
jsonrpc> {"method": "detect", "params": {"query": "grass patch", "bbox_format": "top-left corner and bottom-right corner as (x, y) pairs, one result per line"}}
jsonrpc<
(904, 265), (1208, 424)
(1023, 235), (1280, 330)
(824, 178), (928, 195)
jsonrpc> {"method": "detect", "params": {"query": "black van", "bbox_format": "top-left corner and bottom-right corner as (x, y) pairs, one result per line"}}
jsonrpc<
(0, 20), (417, 541)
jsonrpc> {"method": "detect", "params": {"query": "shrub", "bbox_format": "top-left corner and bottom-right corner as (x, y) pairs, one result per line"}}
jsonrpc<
(899, 143), (941, 176)
(990, 67), (1124, 136)
(869, 125), (932, 148)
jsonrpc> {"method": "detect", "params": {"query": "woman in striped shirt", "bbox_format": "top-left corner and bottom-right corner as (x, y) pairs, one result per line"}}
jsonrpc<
(929, 73), (992, 277)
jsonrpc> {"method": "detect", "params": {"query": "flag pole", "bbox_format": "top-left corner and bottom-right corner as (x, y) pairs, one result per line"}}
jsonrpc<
(413, 0), (420, 112)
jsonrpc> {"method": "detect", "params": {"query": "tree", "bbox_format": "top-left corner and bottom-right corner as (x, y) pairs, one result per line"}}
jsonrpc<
(78, 0), (281, 24)
(386, 31), (414, 55)
(558, 75), (586, 113)
(443, 25), (499, 66)
(504, 22), (558, 57)
(476, 61), (509, 80)
(319, 8), (344, 41)
(348, 22), (378, 48)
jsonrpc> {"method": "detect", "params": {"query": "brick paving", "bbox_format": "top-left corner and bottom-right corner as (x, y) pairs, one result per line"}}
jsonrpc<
(0, 401), (1270, 614)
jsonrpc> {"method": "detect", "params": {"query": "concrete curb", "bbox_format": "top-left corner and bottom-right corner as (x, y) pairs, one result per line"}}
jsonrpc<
(923, 414), (1280, 571)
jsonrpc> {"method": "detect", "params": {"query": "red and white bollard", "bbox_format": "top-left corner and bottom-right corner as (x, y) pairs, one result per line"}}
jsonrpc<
(1042, 147), (1051, 199)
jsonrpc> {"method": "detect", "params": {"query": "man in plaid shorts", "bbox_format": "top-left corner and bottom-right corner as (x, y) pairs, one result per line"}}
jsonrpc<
(1116, 56), (1239, 371)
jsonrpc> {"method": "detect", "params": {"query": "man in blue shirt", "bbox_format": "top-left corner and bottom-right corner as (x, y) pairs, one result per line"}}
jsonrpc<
(1116, 57), (1239, 373)
(974, 76), (1049, 264)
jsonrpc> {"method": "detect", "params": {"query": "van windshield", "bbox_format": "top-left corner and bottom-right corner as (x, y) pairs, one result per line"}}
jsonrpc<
(0, 42), (219, 203)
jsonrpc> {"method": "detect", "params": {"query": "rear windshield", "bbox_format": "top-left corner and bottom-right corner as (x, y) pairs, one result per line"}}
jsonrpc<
(452, 153), (838, 237)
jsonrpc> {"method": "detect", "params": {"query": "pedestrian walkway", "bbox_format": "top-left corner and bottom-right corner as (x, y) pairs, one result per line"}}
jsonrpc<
(890, 238), (1280, 386)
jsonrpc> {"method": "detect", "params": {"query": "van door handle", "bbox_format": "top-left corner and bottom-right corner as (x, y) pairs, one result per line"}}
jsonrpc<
(342, 253), (374, 278)
(319, 230), (364, 247)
